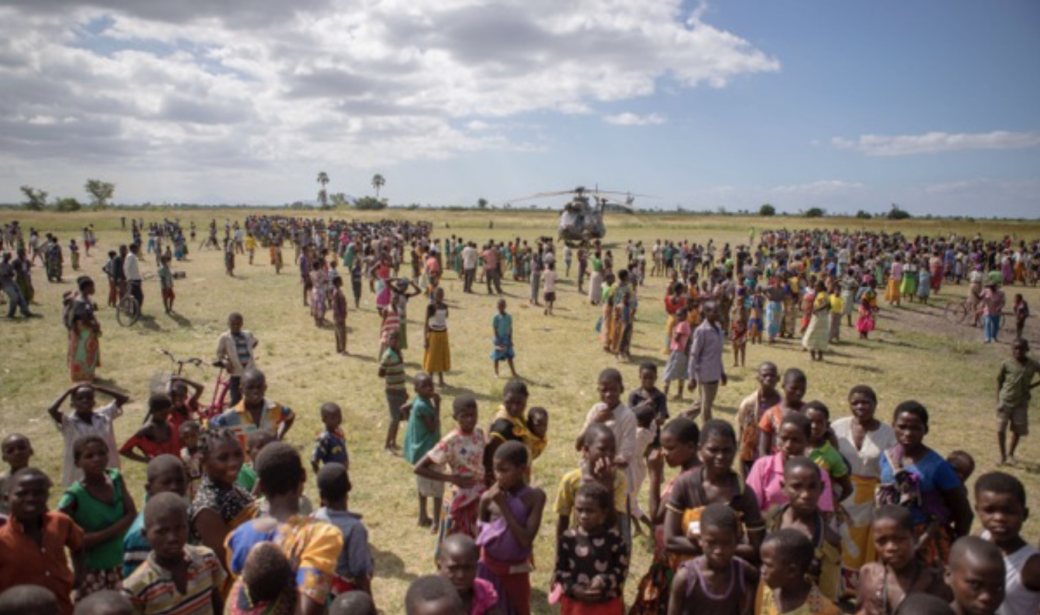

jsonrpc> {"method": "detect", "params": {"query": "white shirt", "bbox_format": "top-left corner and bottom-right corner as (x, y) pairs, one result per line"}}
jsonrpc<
(581, 402), (637, 495)
(462, 246), (478, 270)
(55, 402), (123, 488)
(542, 269), (557, 293)
(124, 252), (141, 281)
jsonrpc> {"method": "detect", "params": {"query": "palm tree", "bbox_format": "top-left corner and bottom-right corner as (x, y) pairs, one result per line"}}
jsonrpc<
(316, 172), (329, 209)
(372, 173), (385, 200)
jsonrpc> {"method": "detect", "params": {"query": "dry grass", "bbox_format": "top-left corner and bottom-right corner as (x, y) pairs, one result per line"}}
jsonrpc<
(1, 208), (1039, 613)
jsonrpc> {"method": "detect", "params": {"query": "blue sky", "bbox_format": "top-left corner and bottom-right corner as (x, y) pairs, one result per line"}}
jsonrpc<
(1, 0), (1038, 216)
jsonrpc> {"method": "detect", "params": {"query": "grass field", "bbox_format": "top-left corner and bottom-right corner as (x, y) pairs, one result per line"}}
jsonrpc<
(1, 208), (1039, 613)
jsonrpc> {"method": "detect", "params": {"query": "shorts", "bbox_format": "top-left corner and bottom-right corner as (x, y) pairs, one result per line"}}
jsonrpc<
(544, 291), (556, 302)
(386, 389), (408, 422)
(417, 468), (445, 498)
(997, 405), (1028, 435)
(162, 287), (175, 300)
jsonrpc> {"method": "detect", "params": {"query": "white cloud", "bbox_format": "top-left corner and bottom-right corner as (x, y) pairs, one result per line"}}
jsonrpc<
(769, 180), (863, 196)
(832, 130), (1040, 156)
(602, 112), (667, 126)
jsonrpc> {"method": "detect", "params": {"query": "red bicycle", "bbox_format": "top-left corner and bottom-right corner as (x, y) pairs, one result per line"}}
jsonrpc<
(157, 348), (232, 420)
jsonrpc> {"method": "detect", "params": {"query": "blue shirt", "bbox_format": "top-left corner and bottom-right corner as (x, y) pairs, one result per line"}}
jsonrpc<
(122, 512), (149, 579)
(879, 449), (961, 526)
(311, 429), (349, 467)
(311, 507), (374, 580)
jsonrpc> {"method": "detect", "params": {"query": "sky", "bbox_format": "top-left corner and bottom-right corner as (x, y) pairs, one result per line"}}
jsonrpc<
(1, 0), (1038, 217)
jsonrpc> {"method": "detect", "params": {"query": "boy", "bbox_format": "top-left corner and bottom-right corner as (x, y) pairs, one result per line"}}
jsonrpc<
(47, 383), (129, 488)
(210, 368), (295, 451)
(214, 312), (259, 407)
(0, 585), (61, 614)
(226, 442), (343, 615)
(122, 493), (225, 614)
(238, 429), (275, 493)
(628, 361), (669, 435)
(542, 261), (557, 316)
(0, 468), (83, 615)
(332, 276), (349, 354)
(975, 471), (1040, 615)
(555, 424), (628, 541)
(996, 339), (1040, 465)
(122, 454), (189, 578)
(101, 249), (120, 307)
(312, 402), (349, 474)
(755, 528), (841, 615)
(735, 362), (781, 477)
(0, 434), (33, 516)
(403, 373), (443, 530)
(946, 536), (1006, 615)
(73, 590), (133, 615)
(379, 329), (408, 454)
(331, 592), (377, 615)
(313, 463), (374, 598)
(179, 421), (203, 500)
(405, 575), (465, 615)
(158, 253), (174, 314)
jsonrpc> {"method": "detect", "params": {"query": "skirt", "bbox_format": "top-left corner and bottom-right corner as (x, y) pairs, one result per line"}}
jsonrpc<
(424, 329), (451, 373)
(491, 338), (515, 361)
(828, 312), (842, 339)
(310, 287), (326, 319)
(885, 279), (900, 303)
(589, 272), (603, 304)
(841, 475), (880, 597)
(560, 597), (623, 614)
(663, 351), (688, 382)
(802, 314), (829, 351)
(856, 307), (876, 334)
(765, 300), (782, 340)
(69, 327), (101, 382)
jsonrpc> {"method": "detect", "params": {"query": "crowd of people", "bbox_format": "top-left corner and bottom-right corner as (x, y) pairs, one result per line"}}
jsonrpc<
(0, 216), (1039, 615)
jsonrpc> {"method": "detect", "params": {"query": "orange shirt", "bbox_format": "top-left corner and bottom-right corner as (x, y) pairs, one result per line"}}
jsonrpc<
(0, 511), (83, 615)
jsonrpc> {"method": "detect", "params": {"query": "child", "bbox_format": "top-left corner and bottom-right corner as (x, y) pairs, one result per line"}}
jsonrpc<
(0, 585), (61, 614)
(476, 441), (546, 615)
(415, 394), (487, 548)
(491, 299), (517, 379)
(0, 434), (33, 516)
(178, 420), (203, 500)
(424, 287), (452, 387)
(764, 457), (842, 602)
(313, 463), (375, 597)
(404, 372), (443, 530)
(214, 312), (259, 408)
(542, 261), (557, 316)
(439, 534), (498, 615)
(350, 259), (363, 309)
(630, 404), (657, 535)
(749, 289), (764, 344)
(224, 237), (235, 276)
(210, 367), (295, 449)
(663, 307), (692, 401)
(856, 505), (951, 615)
(667, 503), (758, 615)
(58, 435), (138, 598)
(122, 493), (226, 614)
(379, 329), (408, 454)
(556, 425), (628, 540)
(332, 276), (349, 354)
(946, 537), (1006, 615)
(747, 413), (835, 515)
(755, 529), (841, 615)
(975, 471), (1040, 615)
(757, 368), (808, 459)
(331, 591), (377, 615)
(168, 376), (203, 433)
(804, 401), (852, 504)
(225, 443), (343, 613)
(736, 362), (781, 477)
(629, 361), (668, 434)
(525, 407), (550, 468)
(246, 233), (256, 264)
(1014, 294), (1029, 341)
(553, 482), (629, 614)
(311, 402), (349, 474)
(158, 253), (175, 314)
(102, 250), (120, 308)
(731, 303), (748, 368)
(0, 467), (83, 615)
(70, 238), (80, 270)
(946, 450), (976, 485)
(225, 542), (297, 615)
(995, 339), (1040, 465)
(122, 454), (189, 578)
(47, 383), (129, 488)
(406, 575), (466, 615)
(118, 393), (181, 463)
(189, 428), (255, 570)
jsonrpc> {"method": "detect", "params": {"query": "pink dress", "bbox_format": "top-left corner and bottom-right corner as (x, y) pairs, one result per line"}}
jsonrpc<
(746, 453), (835, 513)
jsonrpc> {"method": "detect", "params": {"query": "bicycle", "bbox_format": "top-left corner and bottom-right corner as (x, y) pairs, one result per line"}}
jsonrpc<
(115, 272), (154, 327)
(156, 348), (232, 420)
(943, 294), (977, 325)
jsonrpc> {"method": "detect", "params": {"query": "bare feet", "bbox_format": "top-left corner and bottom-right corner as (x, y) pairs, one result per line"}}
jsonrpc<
(418, 517), (433, 528)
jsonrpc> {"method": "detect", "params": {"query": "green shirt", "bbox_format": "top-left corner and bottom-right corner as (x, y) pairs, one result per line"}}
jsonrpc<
(998, 357), (1040, 408)
(403, 396), (439, 464)
(236, 464), (257, 492)
(809, 441), (849, 481)
(380, 348), (407, 392)
(58, 469), (127, 570)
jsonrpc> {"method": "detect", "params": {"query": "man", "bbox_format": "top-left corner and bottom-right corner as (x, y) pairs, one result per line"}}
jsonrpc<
(482, 242), (502, 295)
(996, 339), (1040, 465)
(687, 302), (727, 421)
(0, 252), (32, 318)
(461, 241), (477, 293)
(125, 242), (144, 311)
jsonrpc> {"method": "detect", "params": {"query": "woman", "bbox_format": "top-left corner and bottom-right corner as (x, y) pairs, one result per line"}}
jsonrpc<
(423, 287), (451, 387)
(832, 385), (897, 596)
(801, 281), (830, 361)
(588, 251), (604, 305)
(856, 278), (879, 339)
(68, 276), (101, 382)
(878, 401), (973, 567)
(309, 259), (327, 326)
(764, 278), (783, 343)
(885, 255), (902, 305)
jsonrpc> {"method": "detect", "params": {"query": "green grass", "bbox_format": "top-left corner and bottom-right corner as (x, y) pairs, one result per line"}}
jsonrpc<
(1, 209), (1039, 613)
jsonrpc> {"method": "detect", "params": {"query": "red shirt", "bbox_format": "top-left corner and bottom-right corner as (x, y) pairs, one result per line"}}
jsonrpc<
(0, 511), (83, 615)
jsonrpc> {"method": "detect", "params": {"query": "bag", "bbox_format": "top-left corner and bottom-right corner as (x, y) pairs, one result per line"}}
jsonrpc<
(874, 448), (923, 510)
(61, 291), (79, 330)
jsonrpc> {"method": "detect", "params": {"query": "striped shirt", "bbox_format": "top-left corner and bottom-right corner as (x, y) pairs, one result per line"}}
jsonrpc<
(380, 348), (406, 392)
(122, 545), (225, 615)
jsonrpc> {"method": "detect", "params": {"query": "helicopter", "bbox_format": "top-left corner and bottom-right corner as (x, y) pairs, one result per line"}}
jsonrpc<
(504, 186), (650, 247)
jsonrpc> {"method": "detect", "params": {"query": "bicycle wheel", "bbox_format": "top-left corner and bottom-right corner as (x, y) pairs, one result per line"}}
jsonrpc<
(117, 296), (140, 326)
(943, 300), (968, 324)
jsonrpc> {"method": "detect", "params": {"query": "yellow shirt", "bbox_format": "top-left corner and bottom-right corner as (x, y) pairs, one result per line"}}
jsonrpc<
(829, 295), (844, 314)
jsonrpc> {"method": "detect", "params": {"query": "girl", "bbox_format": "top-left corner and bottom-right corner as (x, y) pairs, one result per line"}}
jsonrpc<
(856, 277), (879, 339)
(663, 307), (691, 401)
(856, 505), (951, 615)
(747, 413), (836, 515)
(663, 283), (686, 354)
(190, 428), (256, 572)
(886, 256), (903, 306)
(877, 401), (972, 567)
(59, 435), (138, 598)
(731, 303), (748, 368)
(310, 258), (328, 326)
(801, 281), (830, 361)
(390, 278), (422, 349)
(757, 368), (807, 458)
(630, 417), (701, 615)
(589, 251), (604, 306)
(68, 275), (102, 383)
(118, 393), (181, 463)
(491, 299), (517, 378)
(553, 482), (629, 614)
(485, 380), (544, 483)
(764, 279), (783, 343)
(917, 259), (931, 304)
(424, 287), (451, 387)
(667, 503), (758, 615)
(476, 441), (546, 615)
(748, 288), (764, 344)
(804, 402), (852, 506)
(900, 256), (918, 302)
(663, 420), (766, 567)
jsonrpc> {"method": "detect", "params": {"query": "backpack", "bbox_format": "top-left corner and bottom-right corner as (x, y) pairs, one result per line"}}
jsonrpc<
(62, 291), (79, 330)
